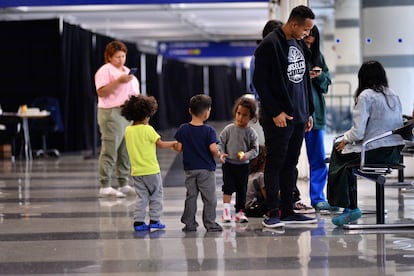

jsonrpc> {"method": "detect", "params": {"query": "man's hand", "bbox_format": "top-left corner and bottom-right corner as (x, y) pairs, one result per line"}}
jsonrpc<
(305, 116), (313, 132)
(272, 112), (293, 127)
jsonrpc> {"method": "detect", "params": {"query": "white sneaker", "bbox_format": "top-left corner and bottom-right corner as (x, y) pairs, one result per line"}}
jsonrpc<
(235, 210), (249, 223)
(99, 187), (126, 198)
(222, 204), (232, 223)
(118, 185), (135, 196)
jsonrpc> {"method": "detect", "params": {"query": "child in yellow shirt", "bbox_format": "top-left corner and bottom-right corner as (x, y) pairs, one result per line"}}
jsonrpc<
(121, 95), (177, 231)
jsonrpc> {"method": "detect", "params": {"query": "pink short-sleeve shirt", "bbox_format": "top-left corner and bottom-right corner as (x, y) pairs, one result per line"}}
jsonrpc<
(95, 63), (140, 108)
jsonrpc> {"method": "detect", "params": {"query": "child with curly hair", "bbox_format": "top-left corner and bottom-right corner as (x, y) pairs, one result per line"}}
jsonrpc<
(121, 95), (177, 231)
(219, 96), (259, 223)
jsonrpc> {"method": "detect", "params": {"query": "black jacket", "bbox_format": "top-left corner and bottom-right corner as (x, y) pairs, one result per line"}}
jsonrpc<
(252, 28), (314, 123)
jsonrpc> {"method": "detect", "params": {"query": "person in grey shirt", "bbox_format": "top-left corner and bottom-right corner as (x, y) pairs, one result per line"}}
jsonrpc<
(327, 60), (405, 226)
(218, 96), (259, 224)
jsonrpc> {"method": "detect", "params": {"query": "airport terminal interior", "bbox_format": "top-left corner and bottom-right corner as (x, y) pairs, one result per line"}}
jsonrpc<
(2, 0), (414, 275)
(1, 121), (414, 275)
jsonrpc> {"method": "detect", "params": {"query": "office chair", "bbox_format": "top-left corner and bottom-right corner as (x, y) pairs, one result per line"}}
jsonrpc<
(30, 97), (64, 158)
(0, 114), (23, 162)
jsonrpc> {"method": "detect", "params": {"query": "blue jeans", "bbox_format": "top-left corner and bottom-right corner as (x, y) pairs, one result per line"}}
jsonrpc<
(261, 121), (305, 215)
(305, 129), (328, 206)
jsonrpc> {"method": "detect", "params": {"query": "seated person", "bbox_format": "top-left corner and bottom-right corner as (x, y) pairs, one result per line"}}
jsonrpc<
(327, 60), (405, 227)
(244, 144), (267, 217)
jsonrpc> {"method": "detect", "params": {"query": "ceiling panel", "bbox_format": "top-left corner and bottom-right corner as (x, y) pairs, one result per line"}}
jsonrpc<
(0, 1), (334, 58)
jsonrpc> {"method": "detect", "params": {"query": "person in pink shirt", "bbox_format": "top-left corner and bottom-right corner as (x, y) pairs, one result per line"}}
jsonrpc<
(95, 40), (140, 197)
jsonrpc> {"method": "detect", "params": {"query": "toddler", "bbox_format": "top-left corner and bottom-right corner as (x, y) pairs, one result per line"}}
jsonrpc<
(174, 94), (223, 232)
(219, 96), (259, 223)
(121, 95), (177, 231)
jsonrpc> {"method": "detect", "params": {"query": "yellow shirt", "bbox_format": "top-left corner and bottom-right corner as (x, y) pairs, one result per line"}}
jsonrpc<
(124, 124), (161, 176)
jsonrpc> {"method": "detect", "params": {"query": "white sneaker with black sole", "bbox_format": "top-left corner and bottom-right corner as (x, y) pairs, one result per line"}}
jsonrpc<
(235, 210), (248, 223)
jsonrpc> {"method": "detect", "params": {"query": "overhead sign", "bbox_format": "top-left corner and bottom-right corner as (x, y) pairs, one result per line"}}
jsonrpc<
(0, 0), (265, 7)
(158, 41), (257, 58)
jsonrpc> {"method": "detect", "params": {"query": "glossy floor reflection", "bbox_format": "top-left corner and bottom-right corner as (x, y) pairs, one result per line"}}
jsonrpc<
(1, 129), (414, 275)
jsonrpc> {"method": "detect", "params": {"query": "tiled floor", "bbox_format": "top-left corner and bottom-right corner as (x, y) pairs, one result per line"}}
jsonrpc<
(1, 122), (414, 275)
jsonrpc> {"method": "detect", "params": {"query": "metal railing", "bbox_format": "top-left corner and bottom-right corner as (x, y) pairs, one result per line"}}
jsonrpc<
(325, 81), (353, 134)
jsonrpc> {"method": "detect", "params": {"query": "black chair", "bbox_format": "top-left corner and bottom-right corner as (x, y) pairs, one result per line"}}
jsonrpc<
(342, 120), (414, 230)
(30, 97), (64, 158)
(0, 114), (23, 162)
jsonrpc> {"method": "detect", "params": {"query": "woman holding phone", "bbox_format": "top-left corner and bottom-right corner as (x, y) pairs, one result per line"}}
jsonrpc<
(95, 40), (140, 198)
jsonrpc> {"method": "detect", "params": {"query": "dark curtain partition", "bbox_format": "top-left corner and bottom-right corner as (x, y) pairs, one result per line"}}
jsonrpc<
(145, 55), (164, 129)
(0, 19), (63, 150)
(158, 59), (204, 129)
(0, 19), (62, 111)
(0, 19), (249, 153)
(61, 22), (95, 151)
(124, 42), (141, 74)
(209, 66), (246, 121)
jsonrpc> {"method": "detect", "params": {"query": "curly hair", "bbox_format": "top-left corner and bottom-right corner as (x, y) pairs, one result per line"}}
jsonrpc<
(249, 144), (266, 174)
(121, 95), (158, 122)
(232, 96), (257, 122)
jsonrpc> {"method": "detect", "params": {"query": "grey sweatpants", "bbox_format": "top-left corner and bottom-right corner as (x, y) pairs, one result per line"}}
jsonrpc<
(181, 169), (218, 230)
(132, 173), (163, 222)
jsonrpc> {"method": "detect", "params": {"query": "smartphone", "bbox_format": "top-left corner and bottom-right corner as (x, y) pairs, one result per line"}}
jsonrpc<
(129, 67), (138, 75)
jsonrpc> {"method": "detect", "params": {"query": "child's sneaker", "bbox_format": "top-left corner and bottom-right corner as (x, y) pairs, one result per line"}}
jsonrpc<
(149, 221), (166, 229)
(235, 210), (248, 223)
(222, 204), (232, 223)
(207, 224), (223, 232)
(134, 222), (149, 231)
(262, 216), (285, 228)
(332, 208), (362, 226)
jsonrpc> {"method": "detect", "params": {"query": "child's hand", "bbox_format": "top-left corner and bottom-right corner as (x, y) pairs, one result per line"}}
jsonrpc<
(172, 142), (182, 152)
(219, 153), (228, 164)
(239, 155), (248, 161)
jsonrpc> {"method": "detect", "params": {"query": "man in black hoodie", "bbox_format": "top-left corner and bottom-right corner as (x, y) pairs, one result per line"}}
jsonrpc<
(253, 5), (317, 228)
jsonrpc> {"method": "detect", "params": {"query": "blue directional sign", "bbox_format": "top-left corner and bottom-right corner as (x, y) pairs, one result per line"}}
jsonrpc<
(158, 41), (256, 58)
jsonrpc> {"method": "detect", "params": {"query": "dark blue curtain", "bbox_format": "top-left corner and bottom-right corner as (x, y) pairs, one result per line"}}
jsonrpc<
(0, 19), (63, 151)
(61, 22), (95, 151)
(0, 19), (248, 153)
(209, 66), (246, 120)
(0, 19), (62, 111)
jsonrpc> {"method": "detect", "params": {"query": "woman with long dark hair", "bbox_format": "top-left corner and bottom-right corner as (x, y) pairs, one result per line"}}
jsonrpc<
(327, 60), (404, 226)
